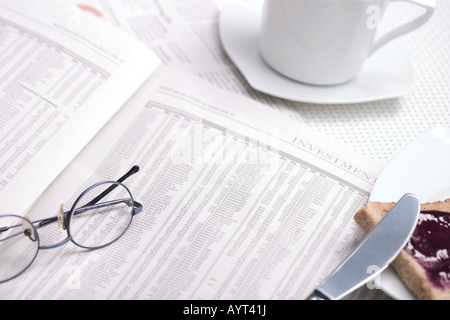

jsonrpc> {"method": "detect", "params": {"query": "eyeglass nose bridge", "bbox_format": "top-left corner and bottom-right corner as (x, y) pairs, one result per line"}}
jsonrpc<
(38, 206), (72, 250)
(39, 235), (72, 250)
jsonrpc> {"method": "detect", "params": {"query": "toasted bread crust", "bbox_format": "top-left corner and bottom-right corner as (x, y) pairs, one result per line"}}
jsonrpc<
(354, 199), (450, 300)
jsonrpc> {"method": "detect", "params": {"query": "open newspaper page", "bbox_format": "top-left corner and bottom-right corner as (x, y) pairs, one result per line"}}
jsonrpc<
(61, 0), (303, 122)
(0, 0), (160, 214)
(0, 66), (385, 300)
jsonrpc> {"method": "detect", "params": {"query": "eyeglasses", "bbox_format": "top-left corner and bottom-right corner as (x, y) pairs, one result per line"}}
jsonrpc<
(0, 166), (142, 284)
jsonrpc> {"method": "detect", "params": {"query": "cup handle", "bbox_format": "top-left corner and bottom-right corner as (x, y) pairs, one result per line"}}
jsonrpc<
(369, 0), (436, 56)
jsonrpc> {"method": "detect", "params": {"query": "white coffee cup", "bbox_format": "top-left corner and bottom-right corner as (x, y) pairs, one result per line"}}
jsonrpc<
(259, 0), (436, 86)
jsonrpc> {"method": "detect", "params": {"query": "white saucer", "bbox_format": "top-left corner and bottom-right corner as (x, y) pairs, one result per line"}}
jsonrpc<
(370, 127), (450, 299)
(219, 0), (414, 105)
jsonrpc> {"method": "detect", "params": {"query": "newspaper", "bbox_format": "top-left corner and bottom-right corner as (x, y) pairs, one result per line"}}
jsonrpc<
(0, 0), (388, 300)
(0, 0), (160, 214)
(0, 66), (385, 299)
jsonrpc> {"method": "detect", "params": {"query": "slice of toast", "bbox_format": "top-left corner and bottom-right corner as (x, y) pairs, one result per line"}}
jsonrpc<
(354, 199), (450, 300)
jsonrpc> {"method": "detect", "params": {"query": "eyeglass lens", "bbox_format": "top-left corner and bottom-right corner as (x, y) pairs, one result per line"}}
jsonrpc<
(68, 181), (135, 249)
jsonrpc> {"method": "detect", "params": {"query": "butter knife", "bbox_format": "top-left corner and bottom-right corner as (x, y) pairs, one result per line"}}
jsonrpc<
(307, 193), (420, 300)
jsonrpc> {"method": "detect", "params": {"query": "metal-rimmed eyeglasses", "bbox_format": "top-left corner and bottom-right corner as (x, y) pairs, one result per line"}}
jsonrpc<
(0, 166), (142, 284)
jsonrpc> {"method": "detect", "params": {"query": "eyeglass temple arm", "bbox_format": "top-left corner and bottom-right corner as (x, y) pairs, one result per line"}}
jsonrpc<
(83, 165), (140, 208)
(37, 165), (141, 228)
(0, 199), (142, 239)
(0, 166), (141, 236)
(72, 198), (142, 215)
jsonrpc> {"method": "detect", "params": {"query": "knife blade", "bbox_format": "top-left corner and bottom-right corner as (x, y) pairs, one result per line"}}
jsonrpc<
(307, 193), (420, 300)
